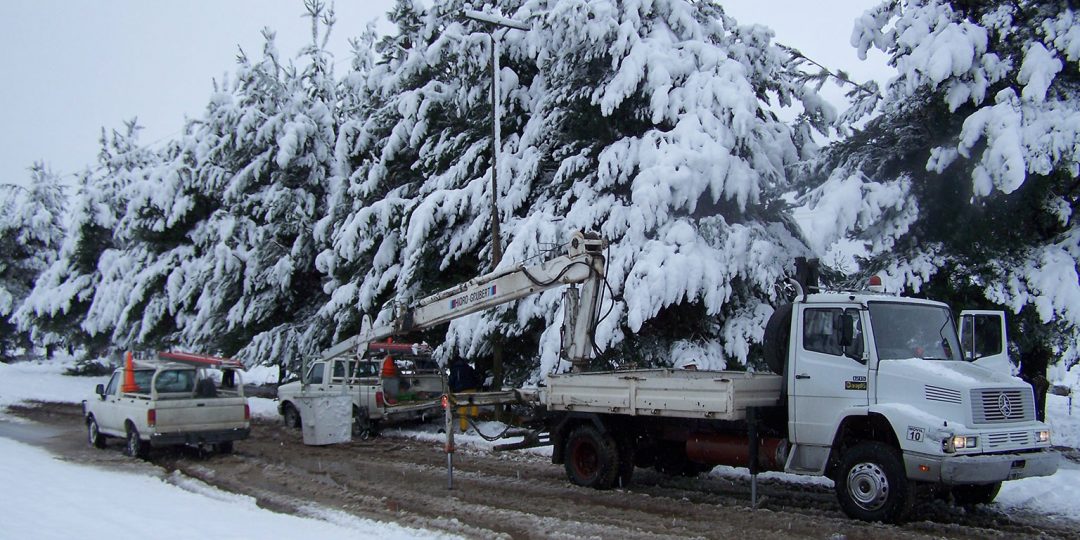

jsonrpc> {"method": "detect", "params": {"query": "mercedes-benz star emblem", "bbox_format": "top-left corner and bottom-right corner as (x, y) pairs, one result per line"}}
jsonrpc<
(998, 393), (1014, 418)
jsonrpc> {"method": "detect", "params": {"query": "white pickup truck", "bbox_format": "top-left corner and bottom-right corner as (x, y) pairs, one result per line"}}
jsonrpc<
(83, 352), (251, 457)
(277, 341), (443, 436)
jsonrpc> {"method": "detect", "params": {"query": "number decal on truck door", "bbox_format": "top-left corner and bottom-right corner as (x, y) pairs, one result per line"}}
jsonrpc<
(907, 426), (924, 442)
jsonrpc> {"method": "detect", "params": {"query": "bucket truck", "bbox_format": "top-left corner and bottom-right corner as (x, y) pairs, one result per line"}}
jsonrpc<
(317, 231), (1059, 524)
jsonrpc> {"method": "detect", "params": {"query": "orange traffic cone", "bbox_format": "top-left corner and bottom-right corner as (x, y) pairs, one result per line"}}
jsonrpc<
(121, 351), (138, 393)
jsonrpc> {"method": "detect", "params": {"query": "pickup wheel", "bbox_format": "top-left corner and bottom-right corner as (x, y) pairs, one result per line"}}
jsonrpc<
(86, 416), (107, 449)
(282, 402), (301, 430)
(564, 424), (619, 490)
(835, 442), (914, 523)
(949, 482), (1001, 506)
(124, 424), (149, 459)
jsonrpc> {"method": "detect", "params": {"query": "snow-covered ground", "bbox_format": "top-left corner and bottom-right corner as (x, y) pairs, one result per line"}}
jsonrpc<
(0, 359), (457, 540)
(2, 357), (1080, 531)
(0, 437), (453, 540)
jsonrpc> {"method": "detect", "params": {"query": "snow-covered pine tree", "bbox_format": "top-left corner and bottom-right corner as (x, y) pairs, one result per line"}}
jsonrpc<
(20, 2), (340, 372)
(324, 0), (826, 383)
(0, 163), (66, 360)
(117, 2), (339, 370)
(16, 123), (147, 358)
(800, 1), (1080, 374)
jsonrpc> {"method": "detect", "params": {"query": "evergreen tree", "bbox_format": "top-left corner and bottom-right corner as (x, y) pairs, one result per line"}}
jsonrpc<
(0, 163), (66, 360)
(801, 1), (1080, 375)
(323, 0), (828, 382)
(17, 124), (147, 359)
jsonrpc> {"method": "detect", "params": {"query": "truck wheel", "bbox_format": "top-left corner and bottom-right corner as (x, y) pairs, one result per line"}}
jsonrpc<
(124, 425), (149, 459)
(835, 442), (914, 523)
(564, 425), (619, 490)
(949, 482), (1001, 506)
(87, 416), (107, 449)
(282, 402), (301, 430)
(216, 441), (234, 455)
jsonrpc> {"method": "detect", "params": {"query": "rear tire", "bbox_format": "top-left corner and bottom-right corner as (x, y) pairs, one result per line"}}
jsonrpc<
(124, 425), (148, 459)
(835, 442), (914, 523)
(87, 416), (107, 449)
(282, 402), (301, 430)
(564, 424), (619, 490)
(949, 482), (1001, 506)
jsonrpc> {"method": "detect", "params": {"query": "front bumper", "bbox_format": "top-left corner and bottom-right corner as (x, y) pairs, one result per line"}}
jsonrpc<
(150, 427), (250, 448)
(904, 448), (1059, 484)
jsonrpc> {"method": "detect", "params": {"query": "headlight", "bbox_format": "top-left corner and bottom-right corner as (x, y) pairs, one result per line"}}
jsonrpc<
(1036, 430), (1051, 444)
(943, 435), (979, 452)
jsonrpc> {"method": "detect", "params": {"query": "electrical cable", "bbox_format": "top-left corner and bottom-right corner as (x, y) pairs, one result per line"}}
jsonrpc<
(463, 414), (517, 441)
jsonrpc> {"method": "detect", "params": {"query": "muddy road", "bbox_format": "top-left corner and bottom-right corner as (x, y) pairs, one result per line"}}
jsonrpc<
(6, 401), (1078, 539)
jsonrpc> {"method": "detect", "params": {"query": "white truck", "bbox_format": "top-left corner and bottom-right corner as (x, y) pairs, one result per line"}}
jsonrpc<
(325, 231), (1058, 523)
(83, 351), (251, 457)
(276, 341), (443, 436)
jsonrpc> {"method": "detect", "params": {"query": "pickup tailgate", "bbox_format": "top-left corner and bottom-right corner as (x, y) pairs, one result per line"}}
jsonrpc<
(152, 397), (249, 433)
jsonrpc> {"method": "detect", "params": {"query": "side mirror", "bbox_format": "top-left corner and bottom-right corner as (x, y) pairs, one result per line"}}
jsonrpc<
(95, 384), (105, 398)
(838, 313), (855, 348)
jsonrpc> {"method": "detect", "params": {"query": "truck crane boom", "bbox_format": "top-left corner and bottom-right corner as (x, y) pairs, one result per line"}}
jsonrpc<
(321, 231), (607, 372)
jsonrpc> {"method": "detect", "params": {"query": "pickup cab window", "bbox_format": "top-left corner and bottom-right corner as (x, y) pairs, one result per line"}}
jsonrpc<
(331, 360), (357, 382)
(155, 369), (195, 393)
(104, 373), (119, 396)
(306, 363), (325, 385)
(869, 302), (961, 361)
(356, 361), (379, 377)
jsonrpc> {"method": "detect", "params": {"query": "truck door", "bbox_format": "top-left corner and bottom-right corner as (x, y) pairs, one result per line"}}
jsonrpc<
(959, 310), (1012, 375)
(96, 372), (123, 433)
(303, 361), (327, 393)
(791, 306), (870, 446)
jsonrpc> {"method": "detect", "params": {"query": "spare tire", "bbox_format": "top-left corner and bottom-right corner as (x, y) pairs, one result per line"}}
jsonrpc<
(763, 304), (793, 375)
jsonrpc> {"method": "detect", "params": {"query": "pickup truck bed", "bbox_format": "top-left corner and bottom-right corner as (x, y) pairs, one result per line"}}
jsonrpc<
(542, 369), (782, 420)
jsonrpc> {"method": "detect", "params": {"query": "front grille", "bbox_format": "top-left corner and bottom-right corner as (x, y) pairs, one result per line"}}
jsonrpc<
(925, 385), (963, 404)
(986, 431), (1032, 448)
(971, 388), (1034, 424)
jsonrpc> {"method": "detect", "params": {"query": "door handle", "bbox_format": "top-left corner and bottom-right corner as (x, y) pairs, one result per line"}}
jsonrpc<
(795, 374), (811, 380)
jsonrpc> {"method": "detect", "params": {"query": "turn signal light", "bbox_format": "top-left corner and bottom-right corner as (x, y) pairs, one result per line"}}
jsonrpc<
(147, 409), (157, 427)
(1036, 430), (1051, 443)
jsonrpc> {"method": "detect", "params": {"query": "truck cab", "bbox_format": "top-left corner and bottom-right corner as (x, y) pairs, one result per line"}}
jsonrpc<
(780, 291), (1057, 520)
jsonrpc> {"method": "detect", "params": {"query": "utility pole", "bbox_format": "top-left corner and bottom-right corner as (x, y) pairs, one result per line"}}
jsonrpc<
(463, 9), (529, 403)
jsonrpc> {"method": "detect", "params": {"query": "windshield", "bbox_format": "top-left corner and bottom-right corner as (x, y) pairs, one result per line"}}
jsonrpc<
(868, 302), (962, 361)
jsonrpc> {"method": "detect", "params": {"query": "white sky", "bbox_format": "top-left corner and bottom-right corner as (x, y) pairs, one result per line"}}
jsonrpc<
(0, 0), (890, 189)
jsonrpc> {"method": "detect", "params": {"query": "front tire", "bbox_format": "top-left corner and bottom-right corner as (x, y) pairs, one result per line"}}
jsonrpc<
(835, 442), (914, 523)
(564, 424), (619, 490)
(87, 416), (106, 449)
(282, 402), (301, 430)
(124, 425), (148, 459)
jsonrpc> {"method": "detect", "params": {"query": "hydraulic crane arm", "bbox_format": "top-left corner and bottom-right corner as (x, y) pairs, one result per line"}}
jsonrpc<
(321, 231), (607, 372)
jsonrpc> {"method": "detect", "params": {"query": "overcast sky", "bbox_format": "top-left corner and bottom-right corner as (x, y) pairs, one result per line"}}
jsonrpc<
(0, 0), (888, 189)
